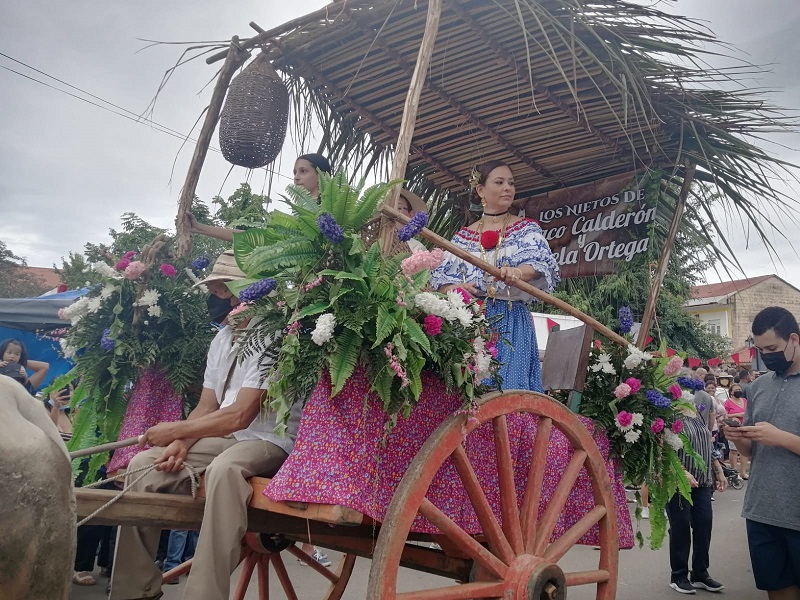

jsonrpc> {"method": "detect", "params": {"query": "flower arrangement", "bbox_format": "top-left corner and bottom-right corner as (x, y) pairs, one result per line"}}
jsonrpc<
(230, 173), (500, 432)
(50, 236), (215, 475)
(578, 307), (698, 549)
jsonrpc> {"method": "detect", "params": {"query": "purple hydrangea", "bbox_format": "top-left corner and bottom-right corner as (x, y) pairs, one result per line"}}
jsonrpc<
(397, 211), (429, 242)
(618, 306), (633, 334)
(645, 389), (672, 408)
(677, 376), (705, 391)
(100, 328), (115, 352)
(192, 255), (210, 270)
(317, 213), (345, 244)
(238, 278), (277, 303)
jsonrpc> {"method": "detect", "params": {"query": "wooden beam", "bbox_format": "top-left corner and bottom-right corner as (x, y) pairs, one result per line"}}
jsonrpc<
(380, 0), (444, 254)
(380, 204), (629, 347)
(175, 38), (250, 258)
(345, 12), (561, 184)
(636, 162), (696, 348)
(449, 0), (629, 163)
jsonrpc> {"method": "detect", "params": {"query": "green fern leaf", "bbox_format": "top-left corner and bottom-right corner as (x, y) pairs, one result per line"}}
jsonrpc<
(373, 304), (397, 348)
(328, 328), (362, 396)
(373, 365), (394, 407)
(243, 239), (318, 276)
(293, 302), (330, 321)
(352, 181), (401, 231)
(362, 244), (381, 280)
(403, 319), (432, 355)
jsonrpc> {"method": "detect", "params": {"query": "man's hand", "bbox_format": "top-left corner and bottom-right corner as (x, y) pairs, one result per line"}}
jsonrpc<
(722, 423), (745, 439)
(684, 470), (699, 488)
(739, 422), (787, 447)
(713, 464), (728, 492)
(140, 422), (181, 448)
(153, 440), (189, 473)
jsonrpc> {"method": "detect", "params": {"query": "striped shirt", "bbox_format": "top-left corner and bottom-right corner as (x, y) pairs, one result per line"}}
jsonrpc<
(677, 414), (715, 487)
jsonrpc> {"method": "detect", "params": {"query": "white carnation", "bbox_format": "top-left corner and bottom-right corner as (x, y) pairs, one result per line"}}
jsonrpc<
(63, 296), (91, 324)
(591, 353), (616, 375)
(453, 307), (473, 327)
(99, 284), (117, 300)
(446, 289), (467, 308)
(414, 292), (455, 322)
(663, 430), (684, 451)
(624, 429), (641, 444)
(631, 412), (644, 427)
(147, 305), (162, 318)
(91, 261), (121, 279)
(59, 338), (77, 360)
(134, 289), (161, 308)
(86, 296), (103, 314)
(623, 344), (653, 370)
(311, 313), (336, 346)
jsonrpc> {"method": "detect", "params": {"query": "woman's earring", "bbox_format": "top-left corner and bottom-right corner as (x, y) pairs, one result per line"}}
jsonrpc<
(481, 197), (487, 207)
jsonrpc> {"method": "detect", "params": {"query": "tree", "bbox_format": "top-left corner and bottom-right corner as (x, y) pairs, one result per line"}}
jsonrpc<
(0, 241), (51, 298)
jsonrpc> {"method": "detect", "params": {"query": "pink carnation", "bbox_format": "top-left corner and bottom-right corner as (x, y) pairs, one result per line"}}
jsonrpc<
(452, 287), (472, 306)
(423, 314), (443, 336)
(625, 377), (642, 394)
(123, 250), (137, 260)
(160, 263), (177, 277)
(650, 418), (665, 433)
(57, 308), (67, 320)
(123, 261), (147, 280)
(115, 258), (131, 271)
(663, 355), (684, 376)
(615, 411), (634, 429)
(487, 342), (498, 359)
(613, 383), (632, 399)
(671, 420), (684, 434)
(669, 384), (682, 399)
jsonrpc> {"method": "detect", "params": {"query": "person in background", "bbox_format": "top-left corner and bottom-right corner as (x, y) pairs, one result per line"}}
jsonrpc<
(187, 154), (333, 243)
(738, 369), (753, 399)
(724, 307), (800, 600)
(724, 383), (749, 479)
(0, 338), (49, 393)
(666, 403), (728, 594)
(161, 529), (199, 584)
(693, 377), (717, 432)
(395, 189), (428, 253)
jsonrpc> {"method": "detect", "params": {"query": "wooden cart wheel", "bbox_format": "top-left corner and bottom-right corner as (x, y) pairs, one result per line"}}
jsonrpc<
(367, 391), (619, 600)
(232, 533), (357, 600)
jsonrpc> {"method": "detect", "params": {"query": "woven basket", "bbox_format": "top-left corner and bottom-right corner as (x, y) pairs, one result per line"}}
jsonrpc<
(219, 53), (289, 169)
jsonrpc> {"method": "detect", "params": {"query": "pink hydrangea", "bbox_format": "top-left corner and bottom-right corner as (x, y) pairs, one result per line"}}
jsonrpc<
(423, 315), (443, 336)
(614, 383), (632, 399)
(671, 420), (684, 434)
(650, 418), (665, 433)
(615, 411), (634, 431)
(123, 261), (147, 280)
(159, 263), (177, 277)
(669, 384), (682, 399)
(400, 248), (444, 276)
(663, 355), (684, 376)
(625, 377), (642, 394)
(115, 258), (131, 271)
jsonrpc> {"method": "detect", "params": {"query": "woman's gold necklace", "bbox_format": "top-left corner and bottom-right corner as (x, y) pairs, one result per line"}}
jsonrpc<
(478, 213), (510, 299)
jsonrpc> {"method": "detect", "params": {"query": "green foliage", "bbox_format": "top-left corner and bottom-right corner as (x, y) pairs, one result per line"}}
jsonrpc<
(0, 240), (51, 297)
(232, 172), (501, 428)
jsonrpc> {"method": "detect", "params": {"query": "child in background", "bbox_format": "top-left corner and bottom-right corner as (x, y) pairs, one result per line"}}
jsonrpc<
(0, 338), (49, 392)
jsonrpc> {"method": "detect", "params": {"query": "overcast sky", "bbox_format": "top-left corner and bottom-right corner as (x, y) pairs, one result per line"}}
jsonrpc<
(1, 0), (799, 289)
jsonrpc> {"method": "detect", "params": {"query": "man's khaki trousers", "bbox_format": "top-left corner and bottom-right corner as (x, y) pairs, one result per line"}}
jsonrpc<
(109, 437), (288, 600)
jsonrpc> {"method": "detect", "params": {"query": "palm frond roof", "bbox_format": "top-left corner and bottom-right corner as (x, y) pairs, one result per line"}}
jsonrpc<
(223, 0), (798, 225)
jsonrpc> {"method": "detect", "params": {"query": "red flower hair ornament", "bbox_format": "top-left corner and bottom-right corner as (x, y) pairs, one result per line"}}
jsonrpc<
(480, 230), (500, 250)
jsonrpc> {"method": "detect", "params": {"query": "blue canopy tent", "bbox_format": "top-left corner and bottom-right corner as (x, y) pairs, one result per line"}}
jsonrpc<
(0, 289), (86, 389)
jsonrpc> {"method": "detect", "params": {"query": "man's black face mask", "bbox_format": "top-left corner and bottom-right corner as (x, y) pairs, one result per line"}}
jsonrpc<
(207, 295), (233, 324)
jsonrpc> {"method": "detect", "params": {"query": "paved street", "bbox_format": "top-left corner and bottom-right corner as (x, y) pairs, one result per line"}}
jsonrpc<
(70, 484), (763, 599)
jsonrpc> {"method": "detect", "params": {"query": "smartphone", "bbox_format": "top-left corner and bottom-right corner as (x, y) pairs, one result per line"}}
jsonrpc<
(723, 418), (742, 428)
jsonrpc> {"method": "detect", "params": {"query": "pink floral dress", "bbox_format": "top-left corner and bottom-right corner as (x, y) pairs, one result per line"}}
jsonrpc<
(265, 367), (634, 548)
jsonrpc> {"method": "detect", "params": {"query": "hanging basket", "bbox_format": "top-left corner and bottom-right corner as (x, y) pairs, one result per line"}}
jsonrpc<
(219, 53), (289, 169)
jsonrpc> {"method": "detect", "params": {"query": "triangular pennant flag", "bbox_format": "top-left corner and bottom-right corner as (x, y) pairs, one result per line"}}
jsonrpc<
(687, 357), (702, 368)
(645, 336), (653, 346)
(666, 347), (677, 357)
(730, 353), (741, 366)
(546, 317), (559, 331)
(750, 347), (757, 358)
(708, 357), (721, 367)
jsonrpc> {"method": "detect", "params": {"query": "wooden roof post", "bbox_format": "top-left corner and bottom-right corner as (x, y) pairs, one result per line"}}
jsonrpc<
(636, 161), (697, 349)
(175, 37), (251, 258)
(379, 0), (443, 254)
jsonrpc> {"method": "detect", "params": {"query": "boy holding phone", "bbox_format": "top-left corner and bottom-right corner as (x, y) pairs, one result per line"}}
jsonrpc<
(724, 307), (800, 600)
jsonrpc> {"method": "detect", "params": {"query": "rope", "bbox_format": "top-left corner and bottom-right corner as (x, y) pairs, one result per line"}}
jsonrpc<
(77, 463), (200, 527)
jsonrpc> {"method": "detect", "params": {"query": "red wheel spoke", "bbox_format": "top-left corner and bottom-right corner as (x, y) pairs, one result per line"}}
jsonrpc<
(533, 449), (588, 555)
(286, 545), (339, 583)
(419, 498), (508, 580)
(451, 445), (515, 564)
(270, 553), (299, 600)
(396, 581), (505, 600)
(565, 569), (611, 586)
(492, 415), (524, 555)
(520, 416), (552, 550)
(257, 555), (270, 600)
(544, 505), (607, 562)
(232, 551), (257, 600)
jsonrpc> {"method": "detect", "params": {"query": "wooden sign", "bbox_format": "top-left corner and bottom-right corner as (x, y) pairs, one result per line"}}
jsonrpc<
(520, 172), (657, 279)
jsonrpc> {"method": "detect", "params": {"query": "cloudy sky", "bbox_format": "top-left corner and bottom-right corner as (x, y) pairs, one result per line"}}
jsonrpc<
(1, 0), (799, 289)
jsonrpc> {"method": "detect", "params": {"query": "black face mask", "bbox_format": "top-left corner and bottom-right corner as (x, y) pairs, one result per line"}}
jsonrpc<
(733, 391), (743, 398)
(761, 341), (797, 373)
(207, 295), (234, 324)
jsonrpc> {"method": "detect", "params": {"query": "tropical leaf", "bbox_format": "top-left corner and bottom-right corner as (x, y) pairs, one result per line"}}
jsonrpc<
(328, 328), (362, 396)
(403, 319), (432, 355)
(373, 304), (396, 348)
(243, 238), (318, 276)
(373, 365), (394, 407)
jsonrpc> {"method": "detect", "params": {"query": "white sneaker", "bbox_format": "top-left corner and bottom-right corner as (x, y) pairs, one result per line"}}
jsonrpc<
(641, 507), (650, 519)
(312, 550), (332, 568)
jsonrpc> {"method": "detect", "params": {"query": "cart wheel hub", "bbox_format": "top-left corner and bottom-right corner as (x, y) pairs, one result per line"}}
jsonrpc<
(503, 555), (566, 600)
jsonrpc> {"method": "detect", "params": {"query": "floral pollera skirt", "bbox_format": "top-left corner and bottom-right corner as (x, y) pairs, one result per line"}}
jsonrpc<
(265, 367), (634, 548)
